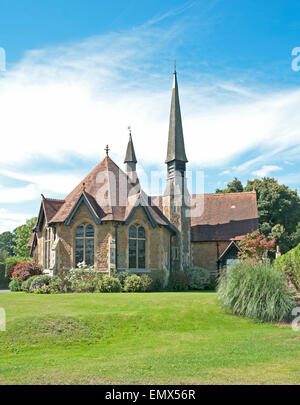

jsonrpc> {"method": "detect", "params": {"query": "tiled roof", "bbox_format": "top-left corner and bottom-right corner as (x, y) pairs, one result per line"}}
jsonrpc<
(190, 192), (259, 241)
(44, 156), (174, 231)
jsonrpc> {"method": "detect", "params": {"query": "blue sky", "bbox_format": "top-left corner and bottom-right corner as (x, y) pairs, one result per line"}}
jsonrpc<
(1, 0), (300, 232)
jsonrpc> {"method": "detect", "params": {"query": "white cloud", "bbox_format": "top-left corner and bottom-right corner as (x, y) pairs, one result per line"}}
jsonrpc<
(0, 21), (300, 177)
(252, 165), (282, 178)
(0, 208), (30, 233)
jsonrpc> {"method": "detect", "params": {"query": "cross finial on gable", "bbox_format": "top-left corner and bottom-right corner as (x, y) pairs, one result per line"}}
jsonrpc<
(105, 145), (110, 156)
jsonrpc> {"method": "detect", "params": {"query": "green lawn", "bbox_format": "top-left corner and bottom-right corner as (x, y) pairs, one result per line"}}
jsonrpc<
(0, 291), (300, 385)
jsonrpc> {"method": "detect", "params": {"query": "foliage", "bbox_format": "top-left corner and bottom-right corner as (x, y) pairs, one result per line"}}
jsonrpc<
(30, 275), (53, 293)
(49, 276), (63, 294)
(13, 217), (37, 257)
(0, 262), (9, 289)
(238, 230), (276, 260)
(149, 269), (167, 291)
(11, 261), (42, 282)
(5, 256), (32, 278)
(185, 267), (210, 290)
(124, 274), (144, 292)
(98, 276), (121, 293)
(167, 272), (190, 291)
(216, 177), (244, 193)
(274, 243), (300, 291)
(216, 177), (300, 254)
(64, 266), (101, 293)
(208, 276), (218, 291)
(9, 277), (21, 292)
(0, 231), (15, 257)
(140, 275), (153, 292)
(218, 261), (295, 322)
(21, 276), (38, 292)
(115, 271), (131, 290)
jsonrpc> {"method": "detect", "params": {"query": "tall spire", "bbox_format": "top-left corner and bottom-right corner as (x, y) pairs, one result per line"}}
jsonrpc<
(165, 69), (188, 164)
(124, 127), (137, 164)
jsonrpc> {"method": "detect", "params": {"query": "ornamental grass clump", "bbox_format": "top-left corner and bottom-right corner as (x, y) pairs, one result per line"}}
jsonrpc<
(217, 261), (295, 323)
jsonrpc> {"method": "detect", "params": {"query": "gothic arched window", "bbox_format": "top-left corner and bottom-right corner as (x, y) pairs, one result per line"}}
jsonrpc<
(129, 224), (146, 268)
(44, 227), (51, 268)
(75, 223), (94, 266)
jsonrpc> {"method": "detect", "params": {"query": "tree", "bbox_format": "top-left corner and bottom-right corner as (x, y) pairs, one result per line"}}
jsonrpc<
(13, 217), (37, 257)
(238, 230), (276, 261)
(216, 177), (300, 254)
(0, 231), (15, 257)
(216, 177), (244, 193)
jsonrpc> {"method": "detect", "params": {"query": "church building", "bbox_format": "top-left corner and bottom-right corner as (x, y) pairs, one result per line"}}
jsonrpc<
(29, 71), (258, 278)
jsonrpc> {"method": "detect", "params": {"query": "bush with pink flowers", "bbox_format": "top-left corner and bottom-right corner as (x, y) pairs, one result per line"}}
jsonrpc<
(11, 262), (43, 282)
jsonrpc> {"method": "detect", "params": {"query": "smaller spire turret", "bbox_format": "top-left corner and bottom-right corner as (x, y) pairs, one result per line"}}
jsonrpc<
(124, 126), (137, 164)
(124, 127), (138, 182)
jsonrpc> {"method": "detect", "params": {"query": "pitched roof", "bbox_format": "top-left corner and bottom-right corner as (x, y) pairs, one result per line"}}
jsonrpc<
(190, 192), (259, 241)
(44, 156), (174, 232)
(165, 71), (188, 163)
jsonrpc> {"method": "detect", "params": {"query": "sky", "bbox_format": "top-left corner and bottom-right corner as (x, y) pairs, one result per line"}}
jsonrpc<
(1, 0), (300, 233)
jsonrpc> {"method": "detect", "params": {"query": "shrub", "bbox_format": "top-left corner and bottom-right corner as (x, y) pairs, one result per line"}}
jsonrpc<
(150, 269), (167, 292)
(21, 275), (38, 292)
(64, 266), (101, 292)
(186, 267), (210, 290)
(124, 274), (144, 292)
(49, 276), (63, 294)
(98, 276), (121, 293)
(9, 277), (22, 292)
(218, 261), (295, 322)
(167, 272), (189, 291)
(5, 256), (32, 278)
(0, 262), (9, 289)
(11, 261), (42, 282)
(140, 275), (153, 292)
(115, 271), (131, 290)
(208, 275), (218, 291)
(274, 244), (300, 291)
(30, 275), (52, 293)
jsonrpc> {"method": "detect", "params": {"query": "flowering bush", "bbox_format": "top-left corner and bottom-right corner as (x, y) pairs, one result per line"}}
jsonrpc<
(64, 265), (102, 292)
(98, 276), (121, 292)
(11, 262), (42, 282)
(140, 275), (153, 292)
(30, 275), (53, 293)
(124, 274), (144, 292)
(115, 271), (131, 290)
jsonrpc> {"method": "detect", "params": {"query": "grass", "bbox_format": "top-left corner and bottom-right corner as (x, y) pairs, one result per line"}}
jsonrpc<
(0, 291), (300, 385)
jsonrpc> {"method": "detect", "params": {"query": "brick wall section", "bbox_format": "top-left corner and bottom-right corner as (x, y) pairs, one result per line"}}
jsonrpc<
(191, 241), (230, 277)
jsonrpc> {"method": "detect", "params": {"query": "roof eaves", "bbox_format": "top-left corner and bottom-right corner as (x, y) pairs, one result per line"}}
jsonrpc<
(64, 192), (101, 226)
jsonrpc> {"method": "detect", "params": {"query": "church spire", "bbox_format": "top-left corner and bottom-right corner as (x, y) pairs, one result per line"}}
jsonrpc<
(124, 127), (137, 164)
(165, 69), (188, 164)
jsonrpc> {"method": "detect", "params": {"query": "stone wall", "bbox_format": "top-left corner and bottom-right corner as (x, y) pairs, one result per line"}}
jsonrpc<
(34, 202), (172, 274)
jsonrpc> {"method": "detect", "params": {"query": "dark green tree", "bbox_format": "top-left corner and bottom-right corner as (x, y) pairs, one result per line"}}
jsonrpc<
(13, 217), (37, 257)
(0, 231), (15, 257)
(216, 177), (244, 193)
(244, 178), (300, 240)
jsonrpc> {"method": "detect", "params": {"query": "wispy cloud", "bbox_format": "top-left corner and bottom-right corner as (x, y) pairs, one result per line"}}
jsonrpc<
(0, 14), (300, 231)
(252, 165), (282, 178)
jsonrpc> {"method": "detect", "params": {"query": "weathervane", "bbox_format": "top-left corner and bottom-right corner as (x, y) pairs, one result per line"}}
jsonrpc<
(105, 145), (110, 156)
(128, 125), (132, 138)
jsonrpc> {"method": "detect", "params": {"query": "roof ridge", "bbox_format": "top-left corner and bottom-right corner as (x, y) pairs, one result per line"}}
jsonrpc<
(192, 191), (256, 196)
